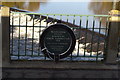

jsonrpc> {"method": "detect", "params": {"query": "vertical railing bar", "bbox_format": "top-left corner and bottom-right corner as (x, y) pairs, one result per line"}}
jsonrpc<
(83, 16), (89, 57)
(105, 17), (109, 37)
(70, 15), (76, 60)
(104, 16), (110, 59)
(46, 14), (49, 28)
(73, 15), (75, 25)
(25, 15), (28, 56)
(90, 16), (95, 57)
(60, 15), (62, 21)
(53, 14), (56, 24)
(38, 15), (42, 56)
(44, 14), (49, 60)
(70, 53), (72, 61)
(66, 15), (69, 23)
(32, 14), (35, 57)
(96, 17), (102, 62)
(77, 16), (82, 57)
(18, 13), (21, 59)
(72, 15), (76, 31)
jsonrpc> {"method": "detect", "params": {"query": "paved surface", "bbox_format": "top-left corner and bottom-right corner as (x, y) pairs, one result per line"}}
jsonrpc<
(2, 68), (119, 79)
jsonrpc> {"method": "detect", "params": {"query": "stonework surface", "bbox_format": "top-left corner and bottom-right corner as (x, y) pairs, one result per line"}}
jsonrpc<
(2, 68), (119, 79)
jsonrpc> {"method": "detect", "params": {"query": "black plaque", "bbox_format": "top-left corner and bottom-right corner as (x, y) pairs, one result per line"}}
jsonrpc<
(40, 23), (76, 60)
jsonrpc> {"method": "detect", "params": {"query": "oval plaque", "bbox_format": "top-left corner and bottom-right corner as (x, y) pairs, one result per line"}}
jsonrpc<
(40, 23), (76, 59)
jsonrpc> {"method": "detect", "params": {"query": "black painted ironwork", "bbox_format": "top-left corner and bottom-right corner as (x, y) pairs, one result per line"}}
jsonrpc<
(9, 12), (118, 62)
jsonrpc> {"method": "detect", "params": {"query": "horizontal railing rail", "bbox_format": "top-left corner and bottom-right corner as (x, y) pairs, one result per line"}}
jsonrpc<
(11, 11), (111, 17)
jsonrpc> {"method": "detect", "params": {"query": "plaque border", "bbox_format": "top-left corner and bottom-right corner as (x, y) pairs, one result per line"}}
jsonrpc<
(40, 23), (76, 59)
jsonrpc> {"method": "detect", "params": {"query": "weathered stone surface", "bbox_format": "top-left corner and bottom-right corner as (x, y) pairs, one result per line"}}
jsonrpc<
(2, 68), (119, 78)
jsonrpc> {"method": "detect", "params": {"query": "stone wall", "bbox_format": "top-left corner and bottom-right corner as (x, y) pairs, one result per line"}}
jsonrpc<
(2, 68), (119, 79)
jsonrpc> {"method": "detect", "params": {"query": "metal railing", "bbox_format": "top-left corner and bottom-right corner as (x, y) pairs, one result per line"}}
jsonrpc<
(10, 11), (113, 62)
